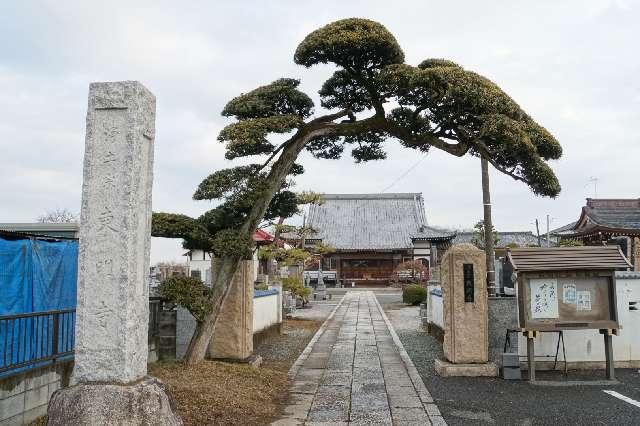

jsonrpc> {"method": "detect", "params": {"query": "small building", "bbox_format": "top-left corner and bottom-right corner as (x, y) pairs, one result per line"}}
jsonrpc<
(554, 198), (640, 270)
(184, 229), (274, 285)
(302, 193), (454, 287)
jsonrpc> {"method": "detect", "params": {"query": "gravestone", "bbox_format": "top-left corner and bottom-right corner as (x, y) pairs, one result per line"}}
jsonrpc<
(208, 260), (254, 361)
(47, 81), (181, 425)
(435, 244), (497, 376)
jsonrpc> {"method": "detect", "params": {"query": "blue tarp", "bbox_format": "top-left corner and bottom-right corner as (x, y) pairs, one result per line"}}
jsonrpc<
(0, 236), (77, 315)
(0, 236), (78, 374)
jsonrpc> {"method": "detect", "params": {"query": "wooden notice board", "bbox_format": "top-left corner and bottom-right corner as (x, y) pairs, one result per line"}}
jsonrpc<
(517, 270), (618, 331)
(507, 246), (630, 332)
(507, 246), (630, 381)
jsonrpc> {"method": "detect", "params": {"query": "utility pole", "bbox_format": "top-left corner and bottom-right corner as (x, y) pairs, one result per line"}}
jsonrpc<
(481, 157), (496, 296)
(546, 214), (550, 247)
(535, 219), (541, 247)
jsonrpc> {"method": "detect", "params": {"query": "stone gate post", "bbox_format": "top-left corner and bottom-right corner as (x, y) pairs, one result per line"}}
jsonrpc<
(208, 259), (255, 361)
(47, 81), (181, 425)
(435, 243), (497, 376)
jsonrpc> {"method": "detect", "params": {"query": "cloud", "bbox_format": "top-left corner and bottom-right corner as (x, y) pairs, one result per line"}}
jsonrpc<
(0, 0), (638, 263)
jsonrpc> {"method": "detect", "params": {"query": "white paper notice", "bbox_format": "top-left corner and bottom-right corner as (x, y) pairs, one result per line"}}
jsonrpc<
(530, 278), (559, 319)
(563, 283), (577, 304)
(577, 291), (592, 311)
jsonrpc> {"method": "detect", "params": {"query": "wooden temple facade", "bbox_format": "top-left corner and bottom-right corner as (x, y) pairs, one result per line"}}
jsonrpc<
(302, 193), (455, 287)
(553, 198), (640, 271)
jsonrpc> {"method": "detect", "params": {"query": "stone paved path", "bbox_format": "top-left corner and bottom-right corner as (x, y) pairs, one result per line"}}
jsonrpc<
(275, 291), (446, 425)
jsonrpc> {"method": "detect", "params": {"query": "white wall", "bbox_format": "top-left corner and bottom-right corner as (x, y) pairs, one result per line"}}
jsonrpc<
(426, 285), (444, 329)
(189, 251), (260, 287)
(518, 272), (640, 364)
(187, 249), (212, 285)
(253, 293), (279, 334)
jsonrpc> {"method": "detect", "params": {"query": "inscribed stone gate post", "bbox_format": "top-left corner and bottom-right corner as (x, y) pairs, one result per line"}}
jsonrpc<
(441, 243), (489, 364)
(74, 81), (155, 383)
(48, 81), (181, 425)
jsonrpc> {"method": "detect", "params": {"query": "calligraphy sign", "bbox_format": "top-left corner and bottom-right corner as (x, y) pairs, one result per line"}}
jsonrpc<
(530, 278), (559, 319)
(463, 263), (474, 303)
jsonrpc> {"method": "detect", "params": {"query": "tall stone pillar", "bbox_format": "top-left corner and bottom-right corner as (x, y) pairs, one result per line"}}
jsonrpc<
(208, 260), (254, 360)
(435, 244), (497, 376)
(48, 81), (181, 425)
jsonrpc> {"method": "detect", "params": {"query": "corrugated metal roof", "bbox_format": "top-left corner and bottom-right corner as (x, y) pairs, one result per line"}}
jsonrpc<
(306, 193), (429, 250)
(0, 222), (79, 239)
(508, 246), (631, 272)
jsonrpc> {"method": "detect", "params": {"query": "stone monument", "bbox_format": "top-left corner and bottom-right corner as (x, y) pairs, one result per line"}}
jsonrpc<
(47, 81), (181, 425)
(435, 243), (497, 376)
(208, 260), (255, 362)
(316, 261), (327, 300)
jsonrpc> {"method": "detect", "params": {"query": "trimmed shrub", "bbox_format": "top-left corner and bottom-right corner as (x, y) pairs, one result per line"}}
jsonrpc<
(159, 275), (212, 322)
(282, 276), (311, 305)
(402, 284), (427, 306)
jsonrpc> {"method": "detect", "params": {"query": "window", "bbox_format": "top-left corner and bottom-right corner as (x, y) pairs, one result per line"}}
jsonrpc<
(190, 270), (202, 280)
(322, 257), (338, 270)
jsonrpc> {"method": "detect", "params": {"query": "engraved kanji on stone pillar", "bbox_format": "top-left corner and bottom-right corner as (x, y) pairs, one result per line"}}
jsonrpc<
(74, 81), (155, 384)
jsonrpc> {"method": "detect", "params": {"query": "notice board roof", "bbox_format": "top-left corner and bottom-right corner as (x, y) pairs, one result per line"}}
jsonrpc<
(507, 246), (631, 272)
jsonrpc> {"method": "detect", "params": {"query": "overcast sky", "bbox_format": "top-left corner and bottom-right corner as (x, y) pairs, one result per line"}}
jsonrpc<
(1, 1), (638, 263)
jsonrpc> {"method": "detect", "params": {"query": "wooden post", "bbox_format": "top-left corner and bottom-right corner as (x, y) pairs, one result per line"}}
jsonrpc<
(481, 157), (496, 296)
(526, 333), (536, 381)
(602, 329), (615, 380)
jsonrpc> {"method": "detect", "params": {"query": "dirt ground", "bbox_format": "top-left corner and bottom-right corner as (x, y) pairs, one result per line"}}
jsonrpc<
(31, 318), (322, 426)
(150, 318), (322, 426)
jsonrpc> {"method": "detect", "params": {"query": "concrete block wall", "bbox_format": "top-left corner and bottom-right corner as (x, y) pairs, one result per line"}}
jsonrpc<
(487, 297), (518, 367)
(176, 306), (197, 360)
(158, 310), (177, 360)
(0, 361), (72, 426)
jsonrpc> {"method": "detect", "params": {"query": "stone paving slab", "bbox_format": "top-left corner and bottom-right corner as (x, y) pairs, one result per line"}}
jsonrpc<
(275, 291), (446, 425)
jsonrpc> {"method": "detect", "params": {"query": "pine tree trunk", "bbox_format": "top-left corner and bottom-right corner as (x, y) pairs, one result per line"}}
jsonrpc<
(481, 157), (496, 296)
(183, 318), (215, 365)
(180, 126), (332, 365)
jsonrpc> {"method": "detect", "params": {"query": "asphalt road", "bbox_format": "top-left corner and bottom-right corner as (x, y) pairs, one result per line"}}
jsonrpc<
(382, 301), (640, 426)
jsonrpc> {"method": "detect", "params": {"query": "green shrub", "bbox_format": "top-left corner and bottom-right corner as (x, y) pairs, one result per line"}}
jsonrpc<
(159, 275), (212, 322)
(402, 284), (427, 306)
(255, 283), (269, 291)
(282, 276), (311, 305)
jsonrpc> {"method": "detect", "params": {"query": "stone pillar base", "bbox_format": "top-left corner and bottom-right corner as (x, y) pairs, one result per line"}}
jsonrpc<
(434, 358), (498, 377)
(47, 377), (182, 425)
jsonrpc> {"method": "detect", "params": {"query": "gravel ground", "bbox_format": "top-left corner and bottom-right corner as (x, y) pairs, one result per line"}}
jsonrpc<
(254, 319), (322, 371)
(289, 299), (339, 321)
(382, 301), (640, 426)
(254, 300), (336, 371)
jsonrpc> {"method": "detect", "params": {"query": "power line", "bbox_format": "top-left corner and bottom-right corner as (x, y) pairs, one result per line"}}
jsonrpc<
(380, 155), (427, 193)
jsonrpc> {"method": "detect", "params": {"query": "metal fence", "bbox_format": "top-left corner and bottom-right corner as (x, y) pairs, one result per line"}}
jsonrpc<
(149, 297), (162, 342)
(1, 299), (169, 376)
(0, 309), (75, 374)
